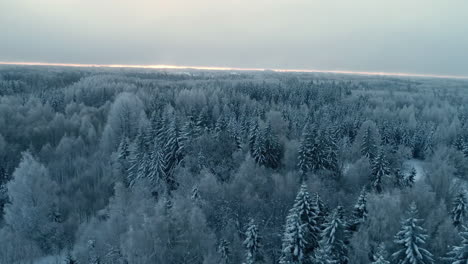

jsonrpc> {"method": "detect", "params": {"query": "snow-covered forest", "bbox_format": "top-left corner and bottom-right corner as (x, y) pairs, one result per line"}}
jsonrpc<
(1, 66), (468, 264)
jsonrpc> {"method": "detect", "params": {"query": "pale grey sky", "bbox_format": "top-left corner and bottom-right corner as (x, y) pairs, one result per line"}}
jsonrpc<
(1, 0), (467, 75)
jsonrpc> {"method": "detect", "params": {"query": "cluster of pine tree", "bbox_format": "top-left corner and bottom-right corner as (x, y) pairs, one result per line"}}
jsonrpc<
(0, 66), (468, 263)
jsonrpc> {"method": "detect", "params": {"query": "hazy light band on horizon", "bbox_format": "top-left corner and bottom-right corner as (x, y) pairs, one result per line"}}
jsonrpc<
(1, 61), (467, 80)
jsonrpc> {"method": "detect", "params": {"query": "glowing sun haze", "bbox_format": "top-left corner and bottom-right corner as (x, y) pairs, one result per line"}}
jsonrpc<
(1, 0), (467, 76)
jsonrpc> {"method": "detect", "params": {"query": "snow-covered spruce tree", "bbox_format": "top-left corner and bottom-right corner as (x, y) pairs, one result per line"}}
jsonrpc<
(406, 167), (416, 188)
(243, 219), (262, 264)
(298, 123), (336, 175)
(391, 202), (434, 264)
(446, 226), (468, 264)
(452, 191), (467, 228)
(317, 208), (348, 264)
(463, 141), (468, 158)
(348, 188), (368, 232)
(249, 120), (259, 153)
(227, 117), (242, 150)
(177, 120), (193, 161)
(310, 131), (328, 172)
(298, 124), (316, 175)
(218, 239), (231, 264)
(63, 250), (78, 264)
(371, 243), (390, 264)
(161, 118), (181, 191)
(280, 183), (321, 263)
(116, 136), (130, 174)
(280, 211), (308, 264)
(126, 133), (144, 186)
(360, 122), (378, 160)
(370, 149), (390, 193)
(313, 242), (336, 264)
(394, 169), (406, 189)
(323, 126), (339, 175)
(314, 193), (329, 228)
(87, 240), (100, 264)
(147, 146), (167, 197)
(252, 123), (282, 169)
(294, 184), (321, 252)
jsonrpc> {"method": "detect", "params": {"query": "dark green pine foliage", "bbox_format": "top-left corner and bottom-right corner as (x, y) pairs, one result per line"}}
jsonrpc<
(243, 219), (263, 264)
(316, 208), (348, 264)
(370, 149), (390, 193)
(348, 188), (368, 232)
(446, 226), (468, 264)
(452, 191), (467, 228)
(391, 202), (434, 264)
(280, 184), (321, 263)
(371, 243), (390, 264)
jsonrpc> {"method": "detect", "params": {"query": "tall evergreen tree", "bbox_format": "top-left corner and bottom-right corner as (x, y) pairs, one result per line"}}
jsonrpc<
(280, 210), (308, 264)
(147, 146), (167, 197)
(243, 219), (262, 264)
(309, 131), (328, 172)
(392, 202), (434, 264)
(323, 125), (340, 175)
(452, 191), (467, 228)
(63, 250), (78, 264)
(280, 184), (321, 263)
(312, 242), (336, 264)
(252, 123), (282, 169)
(446, 226), (468, 264)
(87, 240), (100, 264)
(314, 193), (329, 228)
(298, 125), (315, 175)
(218, 239), (231, 264)
(348, 188), (368, 232)
(370, 149), (390, 193)
(371, 243), (390, 264)
(406, 167), (417, 188)
(317, 208), (348, 264)
(249, 120), (259, 153)
(360, 124), (378, 160)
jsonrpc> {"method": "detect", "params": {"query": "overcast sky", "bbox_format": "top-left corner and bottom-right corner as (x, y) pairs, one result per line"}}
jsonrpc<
(1, 0), (467, 75)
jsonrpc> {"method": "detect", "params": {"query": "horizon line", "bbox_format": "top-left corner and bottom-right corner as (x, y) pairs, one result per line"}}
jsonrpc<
(1, 61), (467, 80)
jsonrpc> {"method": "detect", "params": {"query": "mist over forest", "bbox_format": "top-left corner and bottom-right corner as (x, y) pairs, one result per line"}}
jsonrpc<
(1, 66), (468, 264)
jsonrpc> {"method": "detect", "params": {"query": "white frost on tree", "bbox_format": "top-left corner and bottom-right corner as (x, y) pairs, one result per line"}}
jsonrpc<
(391, 202), (434, 264)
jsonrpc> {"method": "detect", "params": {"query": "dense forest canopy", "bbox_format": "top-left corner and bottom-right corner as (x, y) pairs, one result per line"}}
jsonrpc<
(1, 65), (468, 264)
